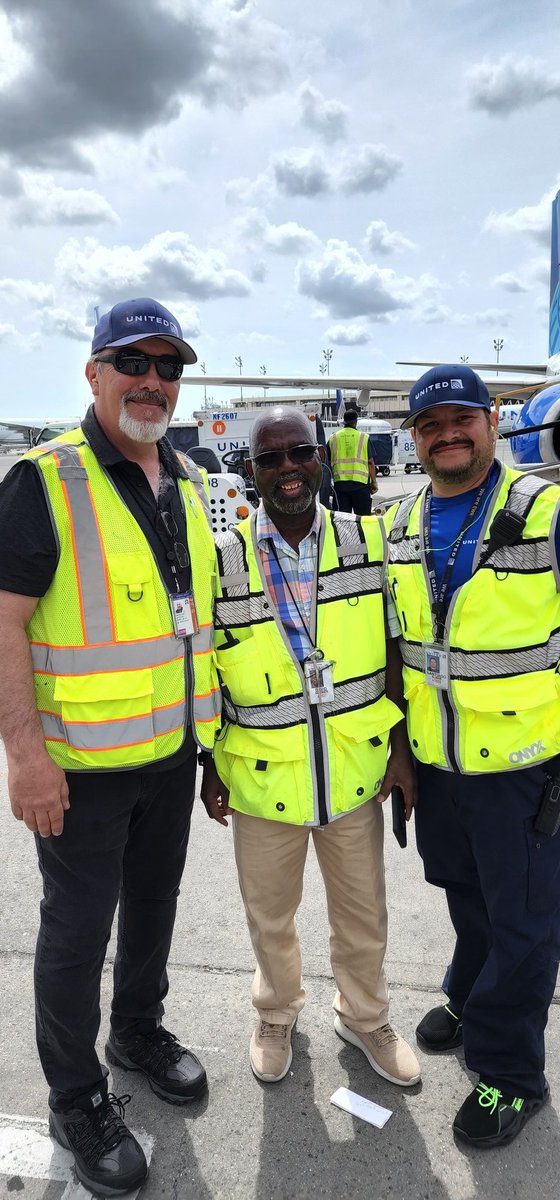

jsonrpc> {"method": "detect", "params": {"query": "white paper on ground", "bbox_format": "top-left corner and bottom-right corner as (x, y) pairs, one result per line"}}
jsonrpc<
(330, 1086), (393, 1129)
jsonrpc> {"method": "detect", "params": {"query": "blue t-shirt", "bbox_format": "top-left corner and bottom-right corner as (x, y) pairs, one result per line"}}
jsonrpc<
(430, 464), (560, 606)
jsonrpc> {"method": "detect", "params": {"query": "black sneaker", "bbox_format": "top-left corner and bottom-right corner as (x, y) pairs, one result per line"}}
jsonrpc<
(49, 1091), (147, 1196)
(106, 1025), (207, 1105)
(453, 1079), (550, 1149)
(416, 1003), (463, 1051)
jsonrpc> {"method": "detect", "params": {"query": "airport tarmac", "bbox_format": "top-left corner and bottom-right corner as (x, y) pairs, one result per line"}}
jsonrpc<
(1, 443), (559, 1198)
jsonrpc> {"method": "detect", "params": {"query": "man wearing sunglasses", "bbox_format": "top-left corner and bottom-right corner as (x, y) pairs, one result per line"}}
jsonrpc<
(201, 407), (420, 1090)
(0, 298), (221, 1195)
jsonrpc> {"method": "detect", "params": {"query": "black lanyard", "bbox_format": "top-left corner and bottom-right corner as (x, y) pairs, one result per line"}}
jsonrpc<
(423, 481), (488, 642)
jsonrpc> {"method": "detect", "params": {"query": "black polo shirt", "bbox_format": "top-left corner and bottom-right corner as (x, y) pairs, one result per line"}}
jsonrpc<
(0, 405), (197, 769)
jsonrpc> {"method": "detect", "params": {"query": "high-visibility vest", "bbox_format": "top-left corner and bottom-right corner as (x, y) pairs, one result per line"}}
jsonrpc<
(24, 428), (221, 770)
(329, 427), (369, 484)
(385, 464), (560, 773)
(212, 508), (403, 825)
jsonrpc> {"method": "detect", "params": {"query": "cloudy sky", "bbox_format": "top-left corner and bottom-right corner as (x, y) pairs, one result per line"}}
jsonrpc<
(1, 0), (559, 420)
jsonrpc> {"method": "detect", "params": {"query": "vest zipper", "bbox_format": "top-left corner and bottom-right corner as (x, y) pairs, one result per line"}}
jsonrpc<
(309, 705), (329, 826)
(440, 689), (460, 772)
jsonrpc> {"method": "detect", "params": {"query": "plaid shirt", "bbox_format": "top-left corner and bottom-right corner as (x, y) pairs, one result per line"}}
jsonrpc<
(256, 501), (321, 661)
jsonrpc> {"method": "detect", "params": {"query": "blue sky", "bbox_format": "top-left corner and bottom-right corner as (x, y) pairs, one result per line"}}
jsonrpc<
(0, 0), (559, 419)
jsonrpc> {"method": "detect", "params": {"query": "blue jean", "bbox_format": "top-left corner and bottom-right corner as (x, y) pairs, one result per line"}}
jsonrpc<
(415, 758), (560, 1099)
(34, 756), (196, 1108)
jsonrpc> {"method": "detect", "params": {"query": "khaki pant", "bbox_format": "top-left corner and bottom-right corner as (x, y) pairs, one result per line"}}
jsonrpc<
(232, 799), (389, 1033)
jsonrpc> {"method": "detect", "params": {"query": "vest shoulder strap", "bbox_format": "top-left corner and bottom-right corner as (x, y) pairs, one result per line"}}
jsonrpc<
(215, 525), (250, 595)
(175, 452), (211, 522)
(331, 511), (368, 564)
(504, 471), (552, 520)
(387, 489), (421, 542)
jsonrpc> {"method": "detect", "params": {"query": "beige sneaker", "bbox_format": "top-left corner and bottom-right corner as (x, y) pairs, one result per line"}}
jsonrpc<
(250, 1018), (297, 1083)
(334, 1016), (421, 1087)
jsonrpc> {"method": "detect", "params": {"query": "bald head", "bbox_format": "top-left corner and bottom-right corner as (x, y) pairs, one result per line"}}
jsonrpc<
(249, 407), (317, 458)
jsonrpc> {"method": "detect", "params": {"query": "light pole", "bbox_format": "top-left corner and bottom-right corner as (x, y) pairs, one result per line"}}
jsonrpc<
(259, 364), (267, 399)
(200, 361), (207, 406)
(322, 348), (333, 398)
(234, 355), (243, 402)
(493, 338), (504, 375)
(460, 355), (469, 364)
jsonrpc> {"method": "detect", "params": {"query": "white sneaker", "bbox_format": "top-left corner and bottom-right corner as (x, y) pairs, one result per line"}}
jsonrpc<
(250, 1018), (297, 1082)
(334, 1017), (421, 1086)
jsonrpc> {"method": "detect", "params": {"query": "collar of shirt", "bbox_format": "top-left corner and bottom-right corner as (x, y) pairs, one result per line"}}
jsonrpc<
(256, 499), (322, 556)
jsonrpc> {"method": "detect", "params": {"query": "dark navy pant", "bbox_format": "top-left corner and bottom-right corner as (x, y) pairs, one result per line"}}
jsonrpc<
(415, 759), (560, 1099)
(34, 756), (196, 1108)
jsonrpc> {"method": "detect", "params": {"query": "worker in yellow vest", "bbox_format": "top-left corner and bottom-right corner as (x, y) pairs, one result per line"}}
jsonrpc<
(328, 406), (377, 514)
(0, 299), (221, 1196)
(386, 363), (560, 1150)
(201, 407), (420, 1091)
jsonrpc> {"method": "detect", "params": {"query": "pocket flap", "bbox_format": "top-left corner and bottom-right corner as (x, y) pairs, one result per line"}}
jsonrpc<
(454, 671), (559, 714)
(220, 721), (306, 762)
(328, 696), (402, 741)
(106, 552), (154, 588)
(54, 668), (154, 704)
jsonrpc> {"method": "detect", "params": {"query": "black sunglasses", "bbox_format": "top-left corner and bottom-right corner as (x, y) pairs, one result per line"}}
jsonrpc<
(95, 349), (184, 382)
(252, 443), (319, 470)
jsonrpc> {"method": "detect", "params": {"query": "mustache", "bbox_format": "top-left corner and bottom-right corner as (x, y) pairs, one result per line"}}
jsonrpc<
(274, 472), (308, 485)
(430, 438), (473, 454)
(123, 388), (168, 409)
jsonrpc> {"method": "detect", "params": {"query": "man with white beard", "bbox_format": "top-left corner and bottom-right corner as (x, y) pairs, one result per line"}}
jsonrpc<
(0, 299), (221, 1195)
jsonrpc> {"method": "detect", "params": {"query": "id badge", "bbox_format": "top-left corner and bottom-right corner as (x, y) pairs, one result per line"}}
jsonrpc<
(304, 658), (335, 704)
(170, 591), (199, 638)
(423, 643), (449, 689)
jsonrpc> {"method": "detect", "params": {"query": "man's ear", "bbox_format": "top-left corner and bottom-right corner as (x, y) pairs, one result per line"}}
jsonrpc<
(85, 359), (100, 396)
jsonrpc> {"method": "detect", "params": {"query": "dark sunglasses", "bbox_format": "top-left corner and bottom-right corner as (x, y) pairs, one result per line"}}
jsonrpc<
(252, 443), (319, 471)
(95, 349), (184, 382)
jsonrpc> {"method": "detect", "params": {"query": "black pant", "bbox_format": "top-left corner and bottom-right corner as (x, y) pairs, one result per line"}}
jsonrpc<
(333, 484), (371, 515)
(415, 759), (560, 1098)
(34, 756), (197, 1108)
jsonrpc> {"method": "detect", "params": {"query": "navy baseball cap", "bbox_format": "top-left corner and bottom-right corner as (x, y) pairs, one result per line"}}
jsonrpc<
(91, 298), (197, 365)
(402, 364), (491, 429)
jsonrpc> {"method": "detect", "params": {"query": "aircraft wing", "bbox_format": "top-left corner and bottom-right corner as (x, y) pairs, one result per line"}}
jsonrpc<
(182, 374), (413, 392)
(396, 360), (551, 377)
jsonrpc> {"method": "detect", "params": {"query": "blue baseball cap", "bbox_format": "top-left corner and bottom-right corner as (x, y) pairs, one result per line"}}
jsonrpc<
(91, 297), (197, 364)
(402, 364), (491, 429)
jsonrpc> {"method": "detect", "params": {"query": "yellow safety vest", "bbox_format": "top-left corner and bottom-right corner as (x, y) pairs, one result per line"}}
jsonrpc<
(212, 507), (403, 825)
(385, 464), (560, 773)
(329, 426), (369, 485)
(25, 428), (221, 770)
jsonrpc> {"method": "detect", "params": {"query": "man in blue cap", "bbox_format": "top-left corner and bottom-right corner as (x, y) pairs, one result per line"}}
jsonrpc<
(0, 299), (221, 1194)
(385, 363), (560, 1149)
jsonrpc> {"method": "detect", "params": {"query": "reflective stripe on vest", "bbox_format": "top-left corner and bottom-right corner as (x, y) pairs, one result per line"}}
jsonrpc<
(216, 512), (385, 729)
(400, 630), (560, 679)
(329, 429), (369, 484)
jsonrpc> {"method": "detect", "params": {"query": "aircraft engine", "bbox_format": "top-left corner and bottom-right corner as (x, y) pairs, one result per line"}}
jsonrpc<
(510, 383), (560, 466)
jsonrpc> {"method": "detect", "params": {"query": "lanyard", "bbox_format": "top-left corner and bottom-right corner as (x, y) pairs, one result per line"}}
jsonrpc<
(268, 540), (318, 658)
(423, 481), (488, 642)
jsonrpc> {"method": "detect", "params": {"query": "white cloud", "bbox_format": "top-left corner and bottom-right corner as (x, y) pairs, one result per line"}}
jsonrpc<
(365, 219), (416, 255)
(55, 232), (253, 304)
(338, 144), (403, 194)
(234, 208), (320, 255)
(492, 273), (530, 293)
(483, 188), (557, 245)
(39, 308), (91, 341)
(273, 150), (331, 197)
(466, 54), (560, 116)
(11, 174), (118, 226)
(298, 82), (348, 143)
(473, 308), (512, 327)
(296, 239), (430, 320)
(325, 323), (372, 345)
(0, 277), (53, 306)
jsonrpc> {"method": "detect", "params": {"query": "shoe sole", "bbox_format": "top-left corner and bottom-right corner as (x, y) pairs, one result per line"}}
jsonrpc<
(453, 1085), (550, 1149)
(334, 1017), (421, 1087)
(105, 1042), (207, 1105)
(49, 1113), (148, 1196)
(416, 1025), (463, 1053)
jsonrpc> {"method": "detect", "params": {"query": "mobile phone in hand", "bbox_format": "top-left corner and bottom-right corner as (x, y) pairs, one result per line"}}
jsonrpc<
(391, 785), (407, 848)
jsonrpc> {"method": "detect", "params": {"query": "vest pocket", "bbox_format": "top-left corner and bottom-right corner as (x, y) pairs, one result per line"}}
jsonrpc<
(216, 637), (268, 705)
(106, 552), (162, 639)
(214, 723), (307, 822)
(53, 669), (156, 764)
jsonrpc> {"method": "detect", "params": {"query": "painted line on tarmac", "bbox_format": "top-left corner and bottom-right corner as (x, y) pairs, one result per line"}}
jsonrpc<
(0, 1112), (154, 1198)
